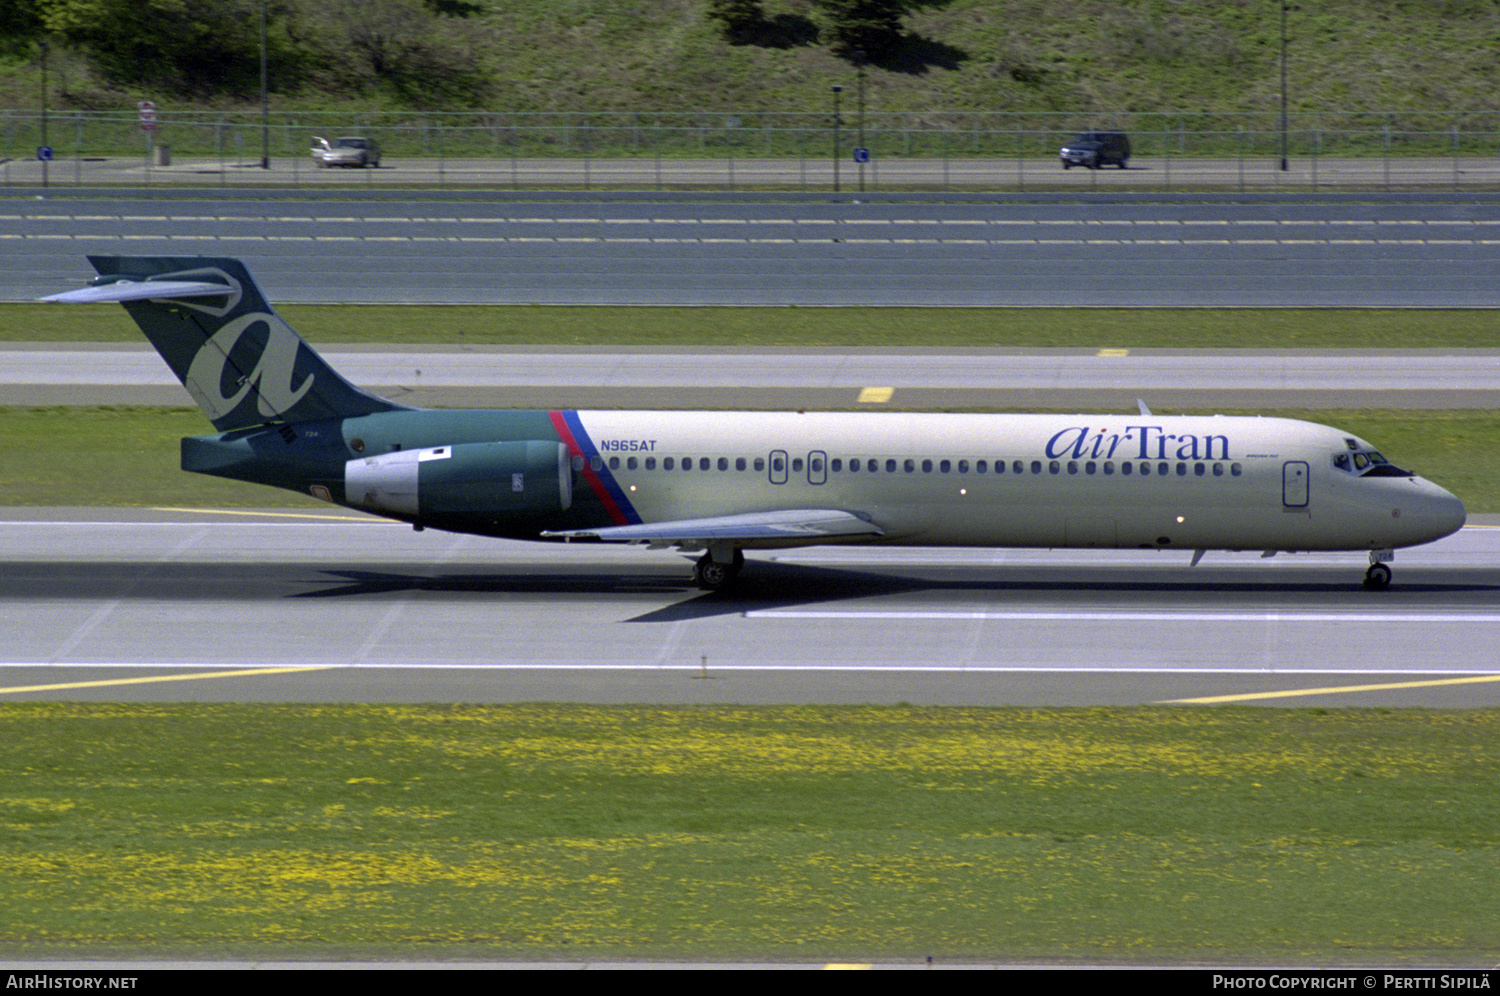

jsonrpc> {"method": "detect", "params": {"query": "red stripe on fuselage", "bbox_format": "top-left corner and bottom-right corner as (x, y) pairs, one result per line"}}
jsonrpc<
(548, 410), (631, 526)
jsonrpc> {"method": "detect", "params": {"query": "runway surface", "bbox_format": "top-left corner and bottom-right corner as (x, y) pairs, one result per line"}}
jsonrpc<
(4, 509), (1497, 707)
(9, 195), (1500, 306)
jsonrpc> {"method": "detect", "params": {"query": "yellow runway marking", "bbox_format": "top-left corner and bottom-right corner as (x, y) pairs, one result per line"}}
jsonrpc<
(1096, 348), (1130, 357)
(0, 666), (337, 696)
(857, 386), (894, 403)
(150, 506), (385, 522)
(1164, 673), (1500, 705)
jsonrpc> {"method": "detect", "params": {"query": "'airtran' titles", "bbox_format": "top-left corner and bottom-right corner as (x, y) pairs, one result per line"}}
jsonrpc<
(1046, 425), (1232, 462)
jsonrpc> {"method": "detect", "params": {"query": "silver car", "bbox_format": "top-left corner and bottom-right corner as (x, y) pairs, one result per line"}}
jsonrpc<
(311, 136), (382, 168)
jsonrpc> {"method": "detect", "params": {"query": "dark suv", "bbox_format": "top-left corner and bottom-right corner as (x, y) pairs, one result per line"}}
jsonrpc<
(1059, 131), (1131, 170)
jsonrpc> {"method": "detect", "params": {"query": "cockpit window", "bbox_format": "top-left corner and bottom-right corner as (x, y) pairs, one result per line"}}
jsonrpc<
(1335, 448), (1412, 478)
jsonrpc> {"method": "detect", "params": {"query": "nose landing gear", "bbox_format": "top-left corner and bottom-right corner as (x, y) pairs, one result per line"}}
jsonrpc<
(1363, 550), (1394, 589)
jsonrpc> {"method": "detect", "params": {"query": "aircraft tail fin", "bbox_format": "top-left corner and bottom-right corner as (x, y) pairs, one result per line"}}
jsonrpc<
(42, 256), (408, 431)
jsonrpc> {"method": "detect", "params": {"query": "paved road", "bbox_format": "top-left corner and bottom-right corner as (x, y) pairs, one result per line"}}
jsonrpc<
(4, 344), (1497, 411)
(3, 509), (1497, 707)
(4, 154), (1498, 191)
(9, 195), (1500, 306)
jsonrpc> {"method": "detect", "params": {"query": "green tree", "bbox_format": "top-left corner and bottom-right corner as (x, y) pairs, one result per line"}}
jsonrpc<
(0, 1), (47, 56)
(37, 0), (302, 98)
(302, 0), (490, 105)
(706, 0), (767, 45)
(812, 0), (910, 61)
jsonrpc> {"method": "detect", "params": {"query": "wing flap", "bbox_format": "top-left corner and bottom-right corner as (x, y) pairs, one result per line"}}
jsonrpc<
(542, 508), (882, 544)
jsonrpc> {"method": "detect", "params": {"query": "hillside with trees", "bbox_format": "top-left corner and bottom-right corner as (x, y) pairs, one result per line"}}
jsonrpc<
(1, 0), (1497, 117)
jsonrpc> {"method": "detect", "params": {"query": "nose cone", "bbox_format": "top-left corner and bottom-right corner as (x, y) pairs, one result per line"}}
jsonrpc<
(1401, 478), (1467, 545)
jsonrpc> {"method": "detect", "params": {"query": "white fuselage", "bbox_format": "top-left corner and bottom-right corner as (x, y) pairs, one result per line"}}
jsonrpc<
(567, 410), (1466, 554)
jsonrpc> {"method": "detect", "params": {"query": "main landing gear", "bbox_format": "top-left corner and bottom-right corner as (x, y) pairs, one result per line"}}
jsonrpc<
(1363, 550), (1394, 589)
(693, 548), (745, 591)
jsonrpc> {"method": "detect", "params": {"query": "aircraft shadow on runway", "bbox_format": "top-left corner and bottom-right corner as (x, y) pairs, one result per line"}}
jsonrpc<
(8, 560), (1495, 622)
(284, 560), (1500, 623)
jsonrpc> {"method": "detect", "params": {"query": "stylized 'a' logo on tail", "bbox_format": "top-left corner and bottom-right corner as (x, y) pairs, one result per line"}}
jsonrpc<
(42, 256), (407, 431)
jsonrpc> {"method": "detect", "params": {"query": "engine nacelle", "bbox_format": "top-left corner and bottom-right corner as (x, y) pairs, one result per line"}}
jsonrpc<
(345, 440), (572, 519)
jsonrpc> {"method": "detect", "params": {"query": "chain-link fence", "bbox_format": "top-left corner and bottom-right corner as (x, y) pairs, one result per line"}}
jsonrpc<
(4, 109), (1498, 190)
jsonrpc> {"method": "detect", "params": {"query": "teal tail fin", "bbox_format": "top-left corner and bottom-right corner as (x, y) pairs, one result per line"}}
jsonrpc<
(43, 256), (408, 431)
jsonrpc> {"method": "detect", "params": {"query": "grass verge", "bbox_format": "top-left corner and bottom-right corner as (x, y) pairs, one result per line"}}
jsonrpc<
(0, 704), (1494, 963)
(7, 303), (1500, 349)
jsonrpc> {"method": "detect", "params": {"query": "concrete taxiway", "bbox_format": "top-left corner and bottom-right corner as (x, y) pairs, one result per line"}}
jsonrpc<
(4, 345), (1496, 412)
(3, 508), (1497, 707)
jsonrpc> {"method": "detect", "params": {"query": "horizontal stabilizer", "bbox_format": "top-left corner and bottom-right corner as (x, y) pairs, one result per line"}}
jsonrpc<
(41, 280), (234, 304)
(542, 508), (883, 544)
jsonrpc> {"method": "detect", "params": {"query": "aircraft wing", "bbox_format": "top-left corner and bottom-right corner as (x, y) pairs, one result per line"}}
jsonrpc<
(542, 508), (883, 545)
(41, 280), (232, 304)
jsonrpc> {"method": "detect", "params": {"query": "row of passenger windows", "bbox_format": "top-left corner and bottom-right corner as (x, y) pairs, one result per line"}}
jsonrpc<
(580, 453), (1245, 478)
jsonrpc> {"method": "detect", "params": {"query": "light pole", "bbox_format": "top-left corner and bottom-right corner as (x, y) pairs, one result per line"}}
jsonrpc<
(855, 49), (866, 193)
(832, 85), (843, 193)
(260, 0), (270, 169)
(39, 39), (48, 189)
(1279, 1), (1289, 171)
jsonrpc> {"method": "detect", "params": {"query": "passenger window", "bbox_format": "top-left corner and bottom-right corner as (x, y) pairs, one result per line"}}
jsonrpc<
(810, 457), (823, 473)
(940, 460), (951, 473)
(645, 457), (656, 470)
(1103, 461), (1113, 475)
(904, 459), (916, 473)
(1014, 461), (1025, 474)
(1121, 461), (1132, 476)
(682, 457), (693, 472)
(772, 456), (784, 472)
(1231, 463), (1243, 476)
(754, 457), (765, 472)
(792, 458), (804, 472)
(626, 457), (638, 470)
(1049, 461), (1060, 474)
(1213, 463), (1223, 477)
(736, 457), (747, 471)
(1194, 463), (1205, 476)
(717, 457), (729, 471)
(609, 456), (621, 470)
(957, 460), (969, 473)
(886, 459), (897, 472)
(831, 458), (842, 472)
(700, 457), (711, 471)
(663, 457), (674, 470)
(1031, 461), (1043, 474)
(922, 459), (933, 473)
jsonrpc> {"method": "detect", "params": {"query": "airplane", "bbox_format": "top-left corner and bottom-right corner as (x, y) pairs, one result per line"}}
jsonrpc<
(42, 255), (1466, 591)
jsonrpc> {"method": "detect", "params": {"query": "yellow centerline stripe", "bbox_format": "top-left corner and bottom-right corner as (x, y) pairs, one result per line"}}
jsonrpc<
(0, 666), (337, 696)
(1164, 673), (1500, 705)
